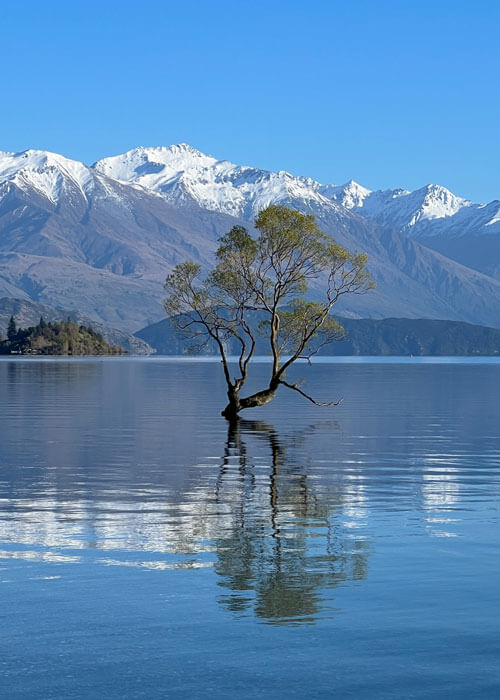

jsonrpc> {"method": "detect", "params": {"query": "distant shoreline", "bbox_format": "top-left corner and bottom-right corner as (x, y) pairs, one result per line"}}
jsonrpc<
(2, 355), (500, 364)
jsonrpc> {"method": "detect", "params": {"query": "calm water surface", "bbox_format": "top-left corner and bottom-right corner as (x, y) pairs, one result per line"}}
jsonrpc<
(0, 357), (499, 698)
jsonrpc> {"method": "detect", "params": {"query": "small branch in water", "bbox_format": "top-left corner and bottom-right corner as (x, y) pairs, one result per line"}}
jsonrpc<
(279, 379), (343, 407)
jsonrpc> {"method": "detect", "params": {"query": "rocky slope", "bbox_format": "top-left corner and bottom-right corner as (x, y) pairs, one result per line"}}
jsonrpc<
(324, 180), (500, 279)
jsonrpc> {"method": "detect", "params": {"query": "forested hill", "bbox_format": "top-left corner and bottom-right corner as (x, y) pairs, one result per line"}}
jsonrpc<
(136, 316), (500, 357)
(0, 298), (152, 355)
(0, 318), (126, 355)
(337, 318), (500, 356)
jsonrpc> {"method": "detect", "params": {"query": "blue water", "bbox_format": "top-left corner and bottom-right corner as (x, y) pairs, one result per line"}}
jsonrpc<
(1, 357), (500, 698)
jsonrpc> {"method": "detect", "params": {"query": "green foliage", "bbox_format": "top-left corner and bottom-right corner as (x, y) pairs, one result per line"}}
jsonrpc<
(0, 317), (125, 355)
(164, 204), (375, 413)
(277, 299), (345, 356)
(165, 204), (373, 356)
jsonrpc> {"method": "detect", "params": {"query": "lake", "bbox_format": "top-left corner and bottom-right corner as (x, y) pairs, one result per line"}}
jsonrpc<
(1, 357), (500, 698)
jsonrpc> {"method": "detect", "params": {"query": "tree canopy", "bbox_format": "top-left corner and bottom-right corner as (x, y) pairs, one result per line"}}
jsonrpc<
(164, 204), (374, 419)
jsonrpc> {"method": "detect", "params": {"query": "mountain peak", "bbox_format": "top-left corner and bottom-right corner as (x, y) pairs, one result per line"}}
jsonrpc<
(127, 143), (209, 158)
(93, 145), (338, 217)
(0, 148), (95, 203)
(3, 143), (500, 337)
(345, 178), (364, 188)
(321, 179), (372, 209)
(93, 143), (222, 187)
(92, 144), (498, 236)
(342, 179), (371, 195)
(410, 183), (470, 220)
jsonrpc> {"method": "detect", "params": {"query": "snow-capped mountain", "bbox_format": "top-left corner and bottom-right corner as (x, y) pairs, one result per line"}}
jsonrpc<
(0, 147), (251, 331)
(93, 144), (340, 219)
(0, 149), (97, 204)
(326, 179), (500, 280)
(94, 144), (500, 284)
(327, 180), (500, 239)
(1, 144), (500, 331)
(94, 144), (500, 240)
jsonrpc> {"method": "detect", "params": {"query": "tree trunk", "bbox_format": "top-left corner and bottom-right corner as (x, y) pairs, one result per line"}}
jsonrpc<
(221, 386), (241, 420)
(221, 378), (279, 419)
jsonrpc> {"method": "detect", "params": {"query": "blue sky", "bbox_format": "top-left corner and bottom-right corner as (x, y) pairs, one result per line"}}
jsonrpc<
(1, 0), (498, 201)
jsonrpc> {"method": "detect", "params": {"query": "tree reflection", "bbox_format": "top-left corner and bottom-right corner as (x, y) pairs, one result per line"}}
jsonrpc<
(213, 419), (370, 625)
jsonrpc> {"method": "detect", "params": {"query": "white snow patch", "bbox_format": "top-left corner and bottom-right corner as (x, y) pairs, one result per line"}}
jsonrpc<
(0, 149), (96, 204)
(93, 144), (499, 237)
(94, 144), (341, 218)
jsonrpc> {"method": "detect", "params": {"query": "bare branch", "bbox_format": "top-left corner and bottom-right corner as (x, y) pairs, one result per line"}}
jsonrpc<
(279, 379), (343, 407)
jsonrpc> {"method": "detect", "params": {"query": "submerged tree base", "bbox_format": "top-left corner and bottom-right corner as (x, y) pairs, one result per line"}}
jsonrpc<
(221, 385), (278, 420)
(219, 376), (342, 420)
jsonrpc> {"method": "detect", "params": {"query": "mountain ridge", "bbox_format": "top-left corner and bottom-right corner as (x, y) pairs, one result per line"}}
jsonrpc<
(1, 144), (499, 332)
(4, 144), (498, 239)
(93, 144), (500, 239)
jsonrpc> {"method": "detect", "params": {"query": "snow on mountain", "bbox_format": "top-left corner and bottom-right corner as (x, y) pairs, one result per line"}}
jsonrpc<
(333, 182), (472, 233)
(92, 144), (500, 328)
(6, 144), (495, 242)
(324, 179), (500, 280)
(0, 149), (97, 204)
(326, 180), (500, 239)
(0, 147), (256, 330)
(2, 143), (500, 330)
(94, 145), (500, 240)
(319, 180), (373, 209)
(93, 144), (218, 182)
(93, 144), (340, 218)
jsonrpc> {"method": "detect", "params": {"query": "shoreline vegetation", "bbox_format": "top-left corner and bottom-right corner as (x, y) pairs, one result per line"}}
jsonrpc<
(0, 317), (126, 356)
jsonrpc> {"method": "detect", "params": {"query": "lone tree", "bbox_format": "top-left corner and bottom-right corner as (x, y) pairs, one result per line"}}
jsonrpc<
(164, 205), (374, 419)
